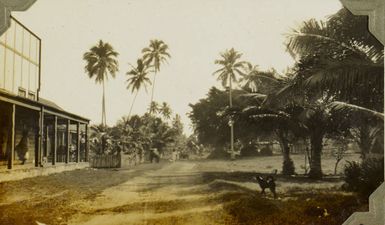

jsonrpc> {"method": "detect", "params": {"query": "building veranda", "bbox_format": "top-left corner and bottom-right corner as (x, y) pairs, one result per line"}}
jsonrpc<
(0, 16), (89, 175)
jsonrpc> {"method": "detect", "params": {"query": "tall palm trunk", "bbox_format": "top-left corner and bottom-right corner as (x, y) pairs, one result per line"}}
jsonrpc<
(149, 70), (157, 110)
(102, 78), (106, 127)
(308, 129), (324, 179)
(357, 123), (371, 159)
(276, 130), (295, 175)
(128, 90), (139, 117)
(229, 76), (235, 160)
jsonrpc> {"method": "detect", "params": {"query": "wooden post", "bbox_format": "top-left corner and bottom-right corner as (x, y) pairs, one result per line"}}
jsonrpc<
(45, 125), (48, 161)
(76, 122), (80, 163)
(7, 104), (15, 169)
(52, 115), (57, 165)
(37, 107), (44, 167)
(85, 124), (88, 162)
(66, 120), (70, 163)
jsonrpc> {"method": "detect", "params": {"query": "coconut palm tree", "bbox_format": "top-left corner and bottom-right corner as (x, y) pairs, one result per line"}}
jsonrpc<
(271, 8), (384, 178)
(142, 39), (171, 109)
(83, 40), (119, 127)
(286, 10), (383, 112)
(160, 102), (172, 120)
(126, 58), (152, 117)
(148, 101), (160, 115)
(213, 48), (245, 159)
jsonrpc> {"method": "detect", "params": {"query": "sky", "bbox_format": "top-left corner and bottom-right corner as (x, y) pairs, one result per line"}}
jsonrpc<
(13, 0), (343, 135)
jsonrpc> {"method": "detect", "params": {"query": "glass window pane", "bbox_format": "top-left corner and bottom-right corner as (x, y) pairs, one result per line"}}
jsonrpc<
(22, 32), (30, 57)
(14, 55), (21, 92)
(29, 64), (36, 93)
(35, 40), (40, 67)
(36, 64), (39, 92)
(5, 20), (15, 49)
(5, 49), (14, 91)
(21, 59), (29, 90)
(14, 23), (23, 53)
(30, 37), (37, 63)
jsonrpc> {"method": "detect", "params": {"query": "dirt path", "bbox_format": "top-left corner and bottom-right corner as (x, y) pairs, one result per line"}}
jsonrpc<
(68, 161), (224, 225)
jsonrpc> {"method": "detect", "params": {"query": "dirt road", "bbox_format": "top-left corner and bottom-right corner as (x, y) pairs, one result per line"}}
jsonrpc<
(0, 157), (364, 225)
(68, 161), (225, 225)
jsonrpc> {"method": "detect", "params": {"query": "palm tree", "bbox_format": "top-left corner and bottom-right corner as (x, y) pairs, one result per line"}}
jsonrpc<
(142, 39), (171, 110)
(273, 9), (384, 178)
(160, 102), (172, 120)
(242, 106), (305, 175)
(126, 58), (152, 117)
(240, 63), (282, 97)
(83, 40), (119, 127)
(213, 48), (245, 159)
(286, 10), (383, 112)
(148, 101), (160, 115)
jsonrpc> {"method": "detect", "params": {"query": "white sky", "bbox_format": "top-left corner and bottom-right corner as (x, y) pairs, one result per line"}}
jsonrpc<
(13, 0), (342, 135)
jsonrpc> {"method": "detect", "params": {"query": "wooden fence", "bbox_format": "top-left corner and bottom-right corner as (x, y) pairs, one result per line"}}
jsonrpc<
(90, 154), (121, 168)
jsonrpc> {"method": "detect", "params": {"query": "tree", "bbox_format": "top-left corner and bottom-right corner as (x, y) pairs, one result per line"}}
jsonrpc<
(142, 39), (171, 109)
(126, 58), (152, 117)
(271, 8), (384, 178)
(148, 101), (160, 115)
(213, 48), (245, 159)
(240, 105), (306, 175)
(286, 8), (383, 116)
(239, 63), (280, 94)
(159, 102), (172, 120)
(83, 40), (119, 126)
(189, 87), (256, 156)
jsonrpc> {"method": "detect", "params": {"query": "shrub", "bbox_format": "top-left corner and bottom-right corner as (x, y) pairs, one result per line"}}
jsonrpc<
(343, 157), (384, 198)
(259, 146), (273, 156)
(343, 161), (361, 191)
(240, 144), (259, 157)
(282, 158), (295, 175)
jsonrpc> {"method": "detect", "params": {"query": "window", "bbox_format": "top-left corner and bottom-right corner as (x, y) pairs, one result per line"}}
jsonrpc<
(28, 91), (35, 100)
(18, 87), (26, 97)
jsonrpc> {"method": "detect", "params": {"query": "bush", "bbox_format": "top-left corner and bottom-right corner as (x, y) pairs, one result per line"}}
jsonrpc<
(259, 146), (273, 156)
(207, 148), (229, 159)
(282, 158), (295, 175)
(240, 145), (259, 157)
(343, 157), (384, 198)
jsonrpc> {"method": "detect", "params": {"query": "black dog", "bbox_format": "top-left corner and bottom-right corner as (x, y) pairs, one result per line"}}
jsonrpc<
(253, 170), (277, 199)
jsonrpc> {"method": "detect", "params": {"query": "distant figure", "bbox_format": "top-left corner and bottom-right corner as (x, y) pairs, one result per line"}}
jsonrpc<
(150, 148), (160, 163)
(16, 129), (29, 164)
(171, 149), (177, 162)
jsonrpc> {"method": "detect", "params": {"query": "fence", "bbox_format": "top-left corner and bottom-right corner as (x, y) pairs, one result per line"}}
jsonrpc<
(90, 154), (121, 168)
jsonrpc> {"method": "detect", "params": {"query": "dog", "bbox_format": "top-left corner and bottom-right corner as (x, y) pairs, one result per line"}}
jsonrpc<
(253, 169), (277, 199)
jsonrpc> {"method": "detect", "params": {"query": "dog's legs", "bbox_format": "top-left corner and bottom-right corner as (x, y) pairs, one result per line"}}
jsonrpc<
(270, 187), (277, 199)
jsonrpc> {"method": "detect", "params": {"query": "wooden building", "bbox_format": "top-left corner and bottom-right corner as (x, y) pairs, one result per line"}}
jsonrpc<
(0, 16), (89, 170)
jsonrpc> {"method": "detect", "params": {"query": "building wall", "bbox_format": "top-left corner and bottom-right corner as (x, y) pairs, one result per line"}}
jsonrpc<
(0, 17), (40, 100)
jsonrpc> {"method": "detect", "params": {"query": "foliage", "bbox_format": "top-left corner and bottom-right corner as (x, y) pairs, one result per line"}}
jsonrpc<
(90, 105), (186, 160)
(213, 48), (245, 88)
(344, 158), (384, 198)
(282, 158), (295, 175)
(188, 87), (257, 154)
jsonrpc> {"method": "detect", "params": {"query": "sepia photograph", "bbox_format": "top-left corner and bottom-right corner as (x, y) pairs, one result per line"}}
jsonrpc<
(0, 0), (384, 224)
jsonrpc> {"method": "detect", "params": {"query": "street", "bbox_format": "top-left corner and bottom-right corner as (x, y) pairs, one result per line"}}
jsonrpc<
(0, 156), (363, 225)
